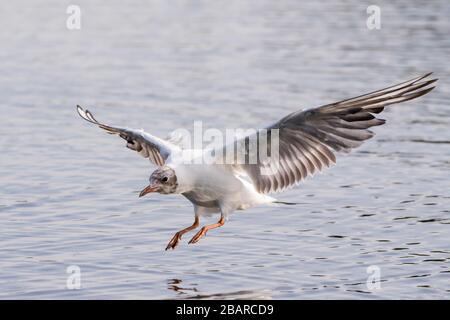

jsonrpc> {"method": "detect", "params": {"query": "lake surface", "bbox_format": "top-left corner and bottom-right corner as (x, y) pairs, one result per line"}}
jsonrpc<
(0, 0), (449, 299)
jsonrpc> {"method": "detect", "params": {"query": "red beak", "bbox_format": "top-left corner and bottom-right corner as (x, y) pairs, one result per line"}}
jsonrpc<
(139, 184), (158, 197)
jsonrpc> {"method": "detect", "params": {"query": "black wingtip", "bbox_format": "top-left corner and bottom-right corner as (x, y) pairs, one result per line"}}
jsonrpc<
(419, 72), (433, 81)
(76, 105), (85, 118)
(76, 105), (98, 124)
(421, 73), (439, 85)
(425, 86), (436, 94)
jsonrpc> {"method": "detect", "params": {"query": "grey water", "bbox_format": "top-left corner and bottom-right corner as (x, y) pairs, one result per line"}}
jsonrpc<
(0, 0), (449, 299)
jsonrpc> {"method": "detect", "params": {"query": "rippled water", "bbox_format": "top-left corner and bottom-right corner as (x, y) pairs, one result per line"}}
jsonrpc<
(1, 0), (449, 299)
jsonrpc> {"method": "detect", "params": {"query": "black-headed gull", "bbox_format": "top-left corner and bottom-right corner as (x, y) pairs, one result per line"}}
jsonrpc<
(77, 73), (436, 250)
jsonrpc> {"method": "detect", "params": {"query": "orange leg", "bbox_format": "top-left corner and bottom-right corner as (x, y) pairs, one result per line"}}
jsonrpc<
(165, 216), (200, 250)
(188, 216), (225, 244)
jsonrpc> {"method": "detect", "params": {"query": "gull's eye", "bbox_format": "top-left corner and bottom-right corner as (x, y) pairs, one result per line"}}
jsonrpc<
(161, 177), (168, 183)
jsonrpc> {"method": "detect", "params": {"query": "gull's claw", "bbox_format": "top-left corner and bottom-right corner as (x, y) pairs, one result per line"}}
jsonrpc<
(188, 227), (207, 244)
(165, 217), (201, 250)
(165, 232), (182, 250)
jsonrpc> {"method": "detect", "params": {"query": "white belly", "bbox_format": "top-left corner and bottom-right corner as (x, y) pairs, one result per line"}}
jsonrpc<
(172, 163), (275, 214)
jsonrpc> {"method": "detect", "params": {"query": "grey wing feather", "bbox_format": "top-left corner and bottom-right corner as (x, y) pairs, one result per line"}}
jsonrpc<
(224, 73), (437, 194)
(77, 105), (179, 166)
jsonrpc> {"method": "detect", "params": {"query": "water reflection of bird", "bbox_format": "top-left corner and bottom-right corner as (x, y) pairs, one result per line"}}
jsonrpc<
(77, 73), (437, 250)
(167, 279), (198, 295)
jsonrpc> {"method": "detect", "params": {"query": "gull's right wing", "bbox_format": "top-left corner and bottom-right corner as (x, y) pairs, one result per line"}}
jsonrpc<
(77, 105), (180, 166)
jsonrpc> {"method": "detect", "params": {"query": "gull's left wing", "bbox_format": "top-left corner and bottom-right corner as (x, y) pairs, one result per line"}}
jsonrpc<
(77, 105), (180, 166)
(216, 73), (437, 194)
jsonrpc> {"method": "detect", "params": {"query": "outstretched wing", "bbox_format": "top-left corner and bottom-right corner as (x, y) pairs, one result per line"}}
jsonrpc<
(77, 105), (180, 166)
(220, 73), (437, 194)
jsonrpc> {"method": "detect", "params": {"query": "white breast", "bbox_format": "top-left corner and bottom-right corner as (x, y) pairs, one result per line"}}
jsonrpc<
(171, 161), (276, 212)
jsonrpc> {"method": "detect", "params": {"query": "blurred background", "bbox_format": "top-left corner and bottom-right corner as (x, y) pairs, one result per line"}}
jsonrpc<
(0, 0), (449, 299)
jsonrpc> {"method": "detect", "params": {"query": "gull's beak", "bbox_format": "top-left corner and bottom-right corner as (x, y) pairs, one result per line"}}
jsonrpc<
(139, 184), (158, 197)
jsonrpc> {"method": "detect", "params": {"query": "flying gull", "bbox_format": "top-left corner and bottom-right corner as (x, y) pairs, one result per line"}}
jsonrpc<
(77, 73), (437, 250)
